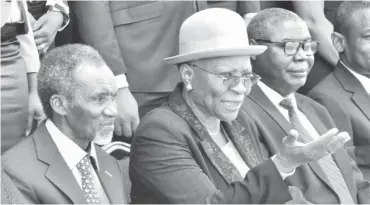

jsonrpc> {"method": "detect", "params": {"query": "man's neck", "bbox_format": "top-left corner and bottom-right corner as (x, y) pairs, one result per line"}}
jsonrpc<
(51, 117), (90, 150)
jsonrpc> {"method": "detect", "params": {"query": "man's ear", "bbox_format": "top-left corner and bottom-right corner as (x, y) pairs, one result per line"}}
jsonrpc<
(50, 94), (69, 116)
(332, 32), (346, 53)
(179, 63), (195, 88)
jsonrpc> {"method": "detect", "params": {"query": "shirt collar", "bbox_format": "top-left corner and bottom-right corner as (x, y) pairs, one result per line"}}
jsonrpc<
(257, 81), (297, 109)
(45, 119), (100, 171)
(340, 60), (370, 94)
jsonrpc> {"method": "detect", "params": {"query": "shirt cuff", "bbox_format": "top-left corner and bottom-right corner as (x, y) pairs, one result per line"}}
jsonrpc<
(115, 74), (129, 89)
(271, 155), (296, 180)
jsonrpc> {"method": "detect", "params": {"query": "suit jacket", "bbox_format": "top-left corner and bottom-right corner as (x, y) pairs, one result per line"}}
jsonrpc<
(308, 62), (370, 180)
(1, 123), (127, 204)
(129, 83), (292, 204)
(70, 1), (259, 93)
(243, 85), (370, 204)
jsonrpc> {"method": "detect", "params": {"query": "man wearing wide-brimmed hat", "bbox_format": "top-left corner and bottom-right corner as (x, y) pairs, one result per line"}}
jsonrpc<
(129, 8), (350, 204)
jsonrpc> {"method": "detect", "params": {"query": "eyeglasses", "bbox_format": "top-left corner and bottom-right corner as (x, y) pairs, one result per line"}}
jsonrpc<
(189, 64), (261, 88)
(253, 39), (320, 56)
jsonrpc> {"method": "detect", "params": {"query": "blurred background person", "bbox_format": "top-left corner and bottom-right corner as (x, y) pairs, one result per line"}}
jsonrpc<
(27, 0), (69, 55)
(1, 0), (45, 154)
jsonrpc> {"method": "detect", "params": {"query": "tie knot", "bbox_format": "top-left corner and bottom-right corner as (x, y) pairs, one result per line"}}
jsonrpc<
(280, 97), (295, 111)
(77, 155), (92, 171)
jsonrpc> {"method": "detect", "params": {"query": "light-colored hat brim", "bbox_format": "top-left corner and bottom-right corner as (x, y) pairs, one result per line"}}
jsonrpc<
(164, 45), (267, 65)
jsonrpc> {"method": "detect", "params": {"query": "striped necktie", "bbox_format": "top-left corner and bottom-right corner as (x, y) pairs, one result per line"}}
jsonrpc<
(280, 97), (355, 204)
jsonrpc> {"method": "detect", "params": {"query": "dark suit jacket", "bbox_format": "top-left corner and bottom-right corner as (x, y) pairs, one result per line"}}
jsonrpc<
(308, 62), (370, 180)
(129, 84), (292, 204)
(243, 85), (370, 204)
(69, 1), (260, 93)
(1, 123), (127, 204)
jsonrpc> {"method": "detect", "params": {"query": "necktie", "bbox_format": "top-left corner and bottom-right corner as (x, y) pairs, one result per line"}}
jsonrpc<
(280, 97), (355, 204)
(76, 155), (101, 204)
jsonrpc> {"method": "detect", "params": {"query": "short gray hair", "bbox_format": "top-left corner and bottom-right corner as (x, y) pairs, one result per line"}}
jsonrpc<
(38, 44), (106, 119)
(247, 8), (303, 40)
(334, 1), (370, 37)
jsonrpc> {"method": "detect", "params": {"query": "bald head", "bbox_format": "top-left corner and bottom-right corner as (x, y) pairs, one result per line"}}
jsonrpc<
(334, 1), (370, 37)
(247, 8), (305, 40)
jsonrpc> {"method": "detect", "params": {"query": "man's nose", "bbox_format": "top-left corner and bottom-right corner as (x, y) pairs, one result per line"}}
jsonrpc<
(104, 101), (117, 117)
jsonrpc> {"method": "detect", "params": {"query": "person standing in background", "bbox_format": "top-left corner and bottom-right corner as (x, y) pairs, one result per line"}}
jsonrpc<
(1, 0), (45, 154)
(27, 0), (69, 55)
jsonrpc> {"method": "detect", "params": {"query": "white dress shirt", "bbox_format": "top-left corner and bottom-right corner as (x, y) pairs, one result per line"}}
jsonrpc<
(258, 81), (321, 139)
(340, 60), (370, 94)
(45, 120), (109, 203)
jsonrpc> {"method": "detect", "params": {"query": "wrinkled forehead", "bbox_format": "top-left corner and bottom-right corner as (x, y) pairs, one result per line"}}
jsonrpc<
(270, 20), (310, 41)
(73, 62), (116, 89)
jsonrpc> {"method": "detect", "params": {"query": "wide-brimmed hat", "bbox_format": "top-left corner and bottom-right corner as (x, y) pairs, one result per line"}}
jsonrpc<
(164, 8), (267, 65)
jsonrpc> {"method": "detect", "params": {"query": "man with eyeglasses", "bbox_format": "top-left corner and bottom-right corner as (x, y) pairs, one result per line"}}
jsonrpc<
(242, 8), (370, 204)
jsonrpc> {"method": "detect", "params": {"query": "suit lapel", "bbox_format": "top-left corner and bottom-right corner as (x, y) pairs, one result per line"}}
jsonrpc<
(248, 86), (293, 136)
(34, 124), (86, 204)
(95, 146), (126, 204)
(335, 63), (370, 121)
(223, 121), (261, 169)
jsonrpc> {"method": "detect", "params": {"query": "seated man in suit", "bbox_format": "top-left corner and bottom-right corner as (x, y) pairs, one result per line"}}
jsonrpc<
(307, 1), (370, 180)
(244, 8), (370, 204)
(2, 44), (127, 204)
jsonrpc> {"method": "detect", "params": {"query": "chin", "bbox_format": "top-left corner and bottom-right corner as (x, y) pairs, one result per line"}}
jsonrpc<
(94, 131), (114, 146)
(218, 112), (239, 122)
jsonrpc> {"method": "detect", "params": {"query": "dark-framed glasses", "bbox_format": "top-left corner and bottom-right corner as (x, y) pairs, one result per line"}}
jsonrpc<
(253, 39), (320, 56)
(189, 64), (261, 88)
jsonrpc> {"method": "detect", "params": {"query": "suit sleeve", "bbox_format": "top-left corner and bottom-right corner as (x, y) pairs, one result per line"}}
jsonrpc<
(70, 1), (127, 75)
(347, 152), (370, 203)
(130, 110), (291, 204)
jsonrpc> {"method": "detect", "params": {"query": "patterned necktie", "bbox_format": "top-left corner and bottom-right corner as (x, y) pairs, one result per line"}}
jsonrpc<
(280, 97), (355, 205)
(76, 155), (101, 204)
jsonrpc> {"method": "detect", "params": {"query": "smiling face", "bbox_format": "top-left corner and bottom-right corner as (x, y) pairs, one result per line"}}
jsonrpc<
(341, 8), (370, 77)
(64, 62), (118, 144)
(254, 20), (314, 96)
(188, 56), (253, 122)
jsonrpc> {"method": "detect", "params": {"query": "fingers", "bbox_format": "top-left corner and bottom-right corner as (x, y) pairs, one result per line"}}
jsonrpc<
(32, 15), (48, 31)
(122, 122), (133, 138)
(319, 128), (339, 142)
(114, 120), (123, 137)
(283, 129), (299, 146)
(325, 131), (350, 154)
(131, 118), (140, 134)
(26, 112), (34, 136)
